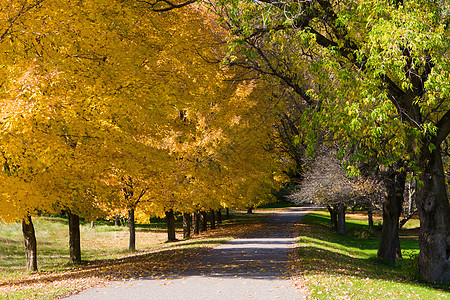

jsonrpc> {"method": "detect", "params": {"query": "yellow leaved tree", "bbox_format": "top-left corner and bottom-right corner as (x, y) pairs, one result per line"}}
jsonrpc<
(0, 0), (288, 270)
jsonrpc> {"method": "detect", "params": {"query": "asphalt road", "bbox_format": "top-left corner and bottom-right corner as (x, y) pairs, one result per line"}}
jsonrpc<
(66, 208), (309, 300)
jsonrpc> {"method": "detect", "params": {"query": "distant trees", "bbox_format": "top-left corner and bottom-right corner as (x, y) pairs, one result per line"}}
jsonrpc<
(288, 148), (369, 235)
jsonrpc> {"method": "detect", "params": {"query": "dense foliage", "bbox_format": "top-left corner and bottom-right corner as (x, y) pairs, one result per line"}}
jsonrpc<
(0, 0), (288, 269)
(210, 0), (450, 282)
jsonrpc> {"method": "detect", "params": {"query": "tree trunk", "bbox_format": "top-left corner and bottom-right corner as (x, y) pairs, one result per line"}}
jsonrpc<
(166, 209), (176, 242)
(210, 209), (216, 229)
(407, 179), (415, 215)
(377, 170), (405, 264)
(128, 208), (136, 251)
(22, 216), (37, 272)
(217, 209), (222, 224)
(337, 203), (346, 235)
(90, 221), (95, 229)
(68, 211), (81, 264)
(200, 210), (207, 232)
(192, 212), (199, 235)
(115, 214), (121, 226)
(368, 208), (374, 231)
(247, 206), (253, 214)
(183, 212), (191, 239)
(416, 144), (450, 282)
(226, 208), (230, 219)
(327, 205), (338, 231)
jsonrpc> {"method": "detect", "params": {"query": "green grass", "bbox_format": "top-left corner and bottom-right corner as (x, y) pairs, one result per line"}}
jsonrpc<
(294, 211), (450, 299)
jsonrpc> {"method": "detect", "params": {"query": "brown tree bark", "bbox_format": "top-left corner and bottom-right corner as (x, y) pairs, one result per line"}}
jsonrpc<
(200, 210), (207, 232)
(128, 208), (136, 251)
(377, 169), (405, 264)
(68, 211), (81, 264)
(337, 202), (346, 235)
(226, 208), (230, 219)
(115, 214), (121, 226)
(183, 212), (191, 239)
(22, 215), (37, 272)
(166, 209), (176, 242)
(416, 143), (450, 281)
(368, 208), (374, 231)
(192, 212), (199, 235)
(216, 209), (222, 224)
(210, 209), (216, 229)
(327, 205), (338, 231)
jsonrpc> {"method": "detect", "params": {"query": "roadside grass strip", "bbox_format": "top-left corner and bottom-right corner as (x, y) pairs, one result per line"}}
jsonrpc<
(292, 211), (450, 299)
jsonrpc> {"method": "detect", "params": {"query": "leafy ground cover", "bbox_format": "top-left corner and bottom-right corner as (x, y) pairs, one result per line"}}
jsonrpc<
(0, 210), (269, 299)
(291, 210), (450, 299)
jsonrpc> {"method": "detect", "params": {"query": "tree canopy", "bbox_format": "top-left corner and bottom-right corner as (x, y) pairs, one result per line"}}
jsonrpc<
(211, 0), (450, 282)
(0, 1), (286, 228)
(4, 0), (450, 283)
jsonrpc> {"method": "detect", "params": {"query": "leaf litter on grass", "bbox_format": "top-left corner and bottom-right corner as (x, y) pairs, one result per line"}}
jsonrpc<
(289, 211), (450, 300)
(0, 215), (268, 299)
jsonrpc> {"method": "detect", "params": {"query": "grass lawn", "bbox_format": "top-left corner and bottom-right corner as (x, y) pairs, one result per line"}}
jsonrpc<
(0, 210), (270, 299)
(292, 210), (450, 299)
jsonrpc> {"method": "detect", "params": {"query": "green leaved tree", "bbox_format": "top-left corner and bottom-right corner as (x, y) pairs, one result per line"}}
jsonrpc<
(212, 0), (450, 282)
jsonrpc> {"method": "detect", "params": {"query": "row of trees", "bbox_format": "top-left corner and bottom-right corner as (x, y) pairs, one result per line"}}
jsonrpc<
(208, 0), (450, 282)
(3, 0), (450, 284)
(0, 1), (287, 271)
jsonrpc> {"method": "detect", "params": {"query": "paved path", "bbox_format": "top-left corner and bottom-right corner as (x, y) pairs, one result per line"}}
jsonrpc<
(66, 208), (310, 300)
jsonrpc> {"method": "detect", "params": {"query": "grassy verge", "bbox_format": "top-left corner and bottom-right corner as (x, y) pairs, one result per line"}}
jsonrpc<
(0, 210), (270, 299)
(292, 211), (450, 299)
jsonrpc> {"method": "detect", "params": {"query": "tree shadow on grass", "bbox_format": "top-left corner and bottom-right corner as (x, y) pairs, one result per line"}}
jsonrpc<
(0, 208), (310, 296)
(0, 209), (304, 287)
(0, 238), (27, 270)
(295, 215), (450, 294)
(302, 212), (420, 251)
(296, 243), (450, 293)
(0, 237), (71, 271)
(0, 218), (268, 287)
(0, 242), (218, 287)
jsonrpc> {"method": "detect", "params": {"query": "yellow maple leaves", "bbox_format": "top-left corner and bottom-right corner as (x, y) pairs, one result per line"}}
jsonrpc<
(0, 1), (286, 225)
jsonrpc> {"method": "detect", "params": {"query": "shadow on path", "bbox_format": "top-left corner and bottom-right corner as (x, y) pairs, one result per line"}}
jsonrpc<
(67, 207), (312, 300)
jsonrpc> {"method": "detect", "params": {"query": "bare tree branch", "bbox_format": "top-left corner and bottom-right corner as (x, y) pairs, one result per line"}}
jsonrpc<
(137, 0), (197, 12)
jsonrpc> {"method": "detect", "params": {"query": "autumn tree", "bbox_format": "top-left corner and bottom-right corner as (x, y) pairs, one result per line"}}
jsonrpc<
(0, 0), (289, 269)
(0, 0), (180, 263)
